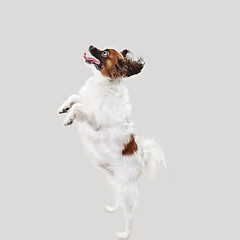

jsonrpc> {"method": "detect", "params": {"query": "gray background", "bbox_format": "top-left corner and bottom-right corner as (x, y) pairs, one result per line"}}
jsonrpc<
(0, 0), (239, 239)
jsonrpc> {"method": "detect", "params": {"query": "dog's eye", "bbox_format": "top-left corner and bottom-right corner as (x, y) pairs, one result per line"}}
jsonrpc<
(102, 51), (109, 57)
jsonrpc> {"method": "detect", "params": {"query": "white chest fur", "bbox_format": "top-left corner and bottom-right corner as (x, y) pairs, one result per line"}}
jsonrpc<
(77, 75), (135, 162)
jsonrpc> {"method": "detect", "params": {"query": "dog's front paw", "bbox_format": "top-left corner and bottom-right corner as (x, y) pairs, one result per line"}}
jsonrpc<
(58, 102), (74, 114)
(63, 117), (74, 126)
(59, 107), (70, 114)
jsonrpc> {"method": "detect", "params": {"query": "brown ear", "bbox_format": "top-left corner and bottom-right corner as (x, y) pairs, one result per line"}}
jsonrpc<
(114, 58), (144, 78)
(112, 59), (129, 78)
(120, 49), (130, 58)
(124, 58), (145, 77)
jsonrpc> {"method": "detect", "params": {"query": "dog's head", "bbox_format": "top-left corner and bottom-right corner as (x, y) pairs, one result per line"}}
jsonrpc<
(84, 45), (144, 79)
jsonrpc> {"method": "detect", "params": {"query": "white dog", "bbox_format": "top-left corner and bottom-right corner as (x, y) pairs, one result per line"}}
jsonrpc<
(58, 45), (166, 239)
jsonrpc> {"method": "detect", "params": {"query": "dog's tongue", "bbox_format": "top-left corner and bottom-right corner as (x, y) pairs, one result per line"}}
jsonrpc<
(83, 52), (100, 65)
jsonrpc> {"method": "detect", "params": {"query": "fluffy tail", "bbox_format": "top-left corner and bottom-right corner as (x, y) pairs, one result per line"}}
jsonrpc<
(141, 138), (167, 178)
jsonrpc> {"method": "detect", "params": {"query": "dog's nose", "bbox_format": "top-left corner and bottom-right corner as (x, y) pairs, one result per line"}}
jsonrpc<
(89, 45), (95, 51)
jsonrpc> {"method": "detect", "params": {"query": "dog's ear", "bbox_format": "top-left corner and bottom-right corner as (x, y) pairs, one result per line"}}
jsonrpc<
(120, 49), (130, 58)
(124, 58), (145, 77)
(114, 58), (144, 78)
(112, 59), (129, 78)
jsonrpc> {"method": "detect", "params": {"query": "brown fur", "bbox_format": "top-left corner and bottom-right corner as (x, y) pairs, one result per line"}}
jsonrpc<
(101, 49), (124, 78)
(122, 134), (138, 156)
(89, 45), (144, 79)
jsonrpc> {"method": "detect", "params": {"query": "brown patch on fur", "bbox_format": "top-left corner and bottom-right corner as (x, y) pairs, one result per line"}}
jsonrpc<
(122, 134), (138, 156)
(101, 49), (124, 78)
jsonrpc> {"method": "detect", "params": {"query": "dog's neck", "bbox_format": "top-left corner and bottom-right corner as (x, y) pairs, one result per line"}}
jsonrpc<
(90, 70), (125, 86)
(84, 73), (128, 101)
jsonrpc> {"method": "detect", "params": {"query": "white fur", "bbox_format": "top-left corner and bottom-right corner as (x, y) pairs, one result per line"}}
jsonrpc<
(58, 66), (166, 239)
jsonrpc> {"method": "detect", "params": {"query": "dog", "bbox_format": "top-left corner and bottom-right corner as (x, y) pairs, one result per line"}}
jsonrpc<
(58, 45), (166, 239)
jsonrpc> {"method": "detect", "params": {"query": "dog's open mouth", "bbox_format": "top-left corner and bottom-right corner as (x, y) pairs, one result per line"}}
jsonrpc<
(83, 52), (101, 65)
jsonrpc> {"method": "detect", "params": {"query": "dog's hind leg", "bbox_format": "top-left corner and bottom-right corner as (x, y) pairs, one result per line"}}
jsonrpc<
(58, 94), (80, 114)
(105, 175), (120, 213)
(117, 182), (139, 239)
